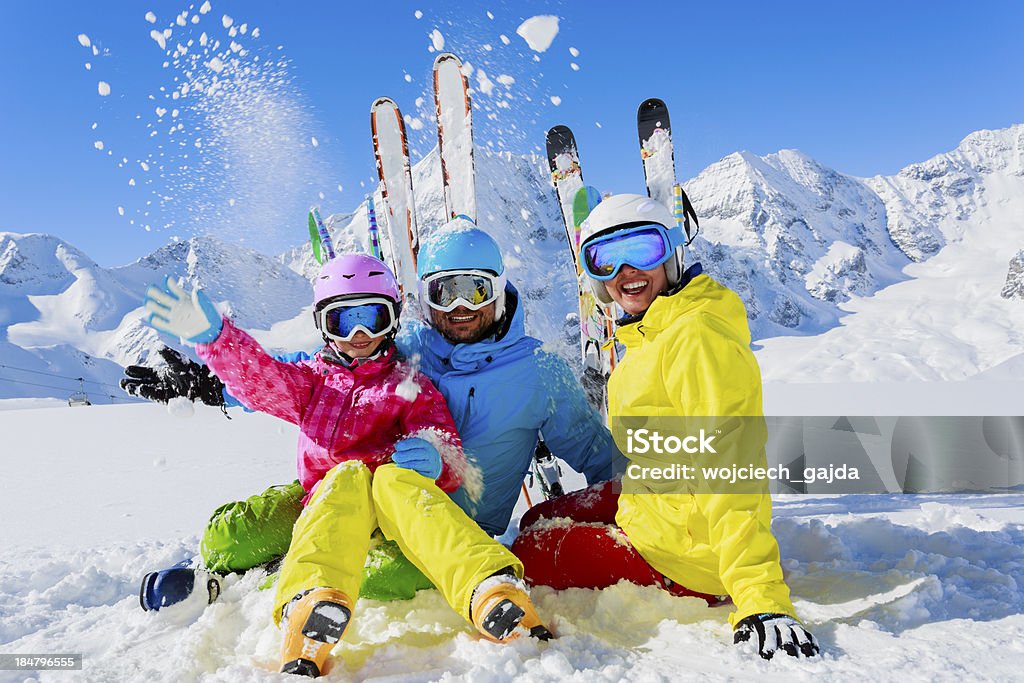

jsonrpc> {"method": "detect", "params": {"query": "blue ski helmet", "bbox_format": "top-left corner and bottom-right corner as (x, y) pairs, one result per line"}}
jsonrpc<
(417, 216), (505, 277)
(417, 216), (508, 318)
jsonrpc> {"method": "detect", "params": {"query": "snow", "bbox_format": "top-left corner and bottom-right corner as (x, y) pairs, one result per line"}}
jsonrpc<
(310, 136), (319, 148)
(549, 95), (561, 106)
(77, 34), (91, 48)
(97, 81), (111, 96)
(515, 15), (559, 53)
(149, 29), (166, 50)
(429, 28), (445, 51)
(414, 10), (423, 19)
(3, 396), (1024, 680)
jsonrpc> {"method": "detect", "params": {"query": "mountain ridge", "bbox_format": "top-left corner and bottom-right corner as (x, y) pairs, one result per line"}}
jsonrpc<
(2, 122), (1022, 400)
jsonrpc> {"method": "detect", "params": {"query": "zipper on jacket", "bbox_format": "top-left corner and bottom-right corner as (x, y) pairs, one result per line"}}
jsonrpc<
(459, 387), (475, 433)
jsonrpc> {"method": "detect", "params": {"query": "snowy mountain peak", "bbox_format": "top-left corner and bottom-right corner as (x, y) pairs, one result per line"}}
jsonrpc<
(113, 235), (312, 330)
(866, 123), (1024, 263)
(893, 125), (1024, 186)
(0, 232), (98, 292)
(685, 146), (907, 337)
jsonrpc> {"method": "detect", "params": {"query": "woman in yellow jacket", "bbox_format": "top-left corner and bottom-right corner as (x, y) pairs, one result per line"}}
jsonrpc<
(514, 193), (819, 660)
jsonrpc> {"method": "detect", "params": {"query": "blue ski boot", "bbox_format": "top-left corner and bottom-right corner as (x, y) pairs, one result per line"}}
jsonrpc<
(140, 560), (221, 611)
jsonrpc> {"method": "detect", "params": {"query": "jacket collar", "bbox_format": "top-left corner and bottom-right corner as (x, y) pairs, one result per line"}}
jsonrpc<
(315, 342), (398, 378)
(615, 267), (750, 349)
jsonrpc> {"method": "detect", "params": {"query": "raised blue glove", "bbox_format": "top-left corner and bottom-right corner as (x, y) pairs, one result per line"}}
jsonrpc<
(144, 276), (223, 345)
(391, 437), (443, 480)
(734, 613), (819, 660)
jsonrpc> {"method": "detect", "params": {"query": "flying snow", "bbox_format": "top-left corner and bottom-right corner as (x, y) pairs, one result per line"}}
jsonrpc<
(430, 29), (445, 51)
(97, 81), (111, 96)
(414, 10), (423, 19)
(311, 136), (319, 148)
(569, 47), (580, 57)
(516, 15), (559, 53)
(77, 34), (91, 48)
(550, 96), (562, 106)
(145, 11), (156, 23)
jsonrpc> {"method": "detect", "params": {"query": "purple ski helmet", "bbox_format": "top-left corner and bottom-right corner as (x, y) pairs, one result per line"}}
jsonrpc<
(313, 253), (401, 310)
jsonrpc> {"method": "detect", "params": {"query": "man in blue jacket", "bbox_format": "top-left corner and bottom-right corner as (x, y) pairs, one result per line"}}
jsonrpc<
(129, 218), (617, 610)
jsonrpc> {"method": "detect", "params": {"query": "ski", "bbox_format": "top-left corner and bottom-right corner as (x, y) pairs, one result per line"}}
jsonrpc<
(370, 96), (420, 299)
(637, 98), (700, 242)
(545, 125), (615, 416)
(365, 194), (383, 261)
(572, 185), (617, 412)
(308, 206), (336, 265)
(637, 97), (676, 211)
(433, 52), (476, 222)
(545, 125), (584, 249)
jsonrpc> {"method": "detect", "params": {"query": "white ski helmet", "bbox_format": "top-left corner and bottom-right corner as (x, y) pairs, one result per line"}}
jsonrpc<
(578, 193), (685, 304)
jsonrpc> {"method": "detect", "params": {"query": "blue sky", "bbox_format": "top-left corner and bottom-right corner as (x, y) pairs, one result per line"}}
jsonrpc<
(1, 0), (1022, 266)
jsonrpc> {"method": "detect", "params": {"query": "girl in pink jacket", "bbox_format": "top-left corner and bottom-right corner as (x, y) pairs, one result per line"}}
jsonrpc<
(144, 254), (549, 678)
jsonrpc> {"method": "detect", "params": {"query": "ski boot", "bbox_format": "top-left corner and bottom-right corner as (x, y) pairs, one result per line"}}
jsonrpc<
(140, 560), (221, 611)
(279, 587), (353, 677)
(471, 572), (552, 643)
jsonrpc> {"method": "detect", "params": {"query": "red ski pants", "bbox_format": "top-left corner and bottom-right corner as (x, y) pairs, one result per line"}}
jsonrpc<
(510, 481), (723, 604)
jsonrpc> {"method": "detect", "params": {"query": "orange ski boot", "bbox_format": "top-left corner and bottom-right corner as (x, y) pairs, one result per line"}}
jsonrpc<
(279, 588), (353, 677)
(471, 574), (552, 643)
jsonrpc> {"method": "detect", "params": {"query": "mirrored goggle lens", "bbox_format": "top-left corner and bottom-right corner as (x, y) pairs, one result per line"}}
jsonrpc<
(322, 302), (394, 340)
(426, 273), (497, 311)
(583, 227), (668, 280)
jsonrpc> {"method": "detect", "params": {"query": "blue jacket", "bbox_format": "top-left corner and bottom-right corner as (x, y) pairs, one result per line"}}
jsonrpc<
(402, 285), (616, 535)
(225, 285), (616, 536)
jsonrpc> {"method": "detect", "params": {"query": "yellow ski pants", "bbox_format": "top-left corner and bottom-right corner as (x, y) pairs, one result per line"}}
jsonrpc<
(273, 462), (521, 625)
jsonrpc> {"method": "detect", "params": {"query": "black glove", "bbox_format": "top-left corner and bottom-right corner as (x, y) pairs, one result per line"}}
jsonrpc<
(120, 346), (225, 407)
(733, 613), (820, 660)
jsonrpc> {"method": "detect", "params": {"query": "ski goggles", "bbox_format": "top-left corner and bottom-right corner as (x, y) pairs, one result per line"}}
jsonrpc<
(316, 297), (398, 342)
(580, 225), (674, 281)
(422, 270), (503, 312)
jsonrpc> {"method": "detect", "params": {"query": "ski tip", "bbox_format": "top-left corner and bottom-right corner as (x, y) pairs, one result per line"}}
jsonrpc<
(638, 97), (667, 112)
(371, 96), (398, 111)
(433, 51), (462, 67)
(546, 124), (574, 144)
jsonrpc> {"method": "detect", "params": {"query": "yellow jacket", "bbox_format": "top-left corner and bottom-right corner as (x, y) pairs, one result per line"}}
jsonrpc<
(609, 273), (796, 625)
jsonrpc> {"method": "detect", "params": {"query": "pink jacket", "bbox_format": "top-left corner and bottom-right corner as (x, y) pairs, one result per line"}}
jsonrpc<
(197, 319), (465, 497)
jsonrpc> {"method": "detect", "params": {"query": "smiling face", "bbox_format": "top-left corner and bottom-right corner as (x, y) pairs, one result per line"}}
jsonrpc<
(604, 264), (669, 316)
(331, 330), (385, 358)
(430, 302), (497, 343)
